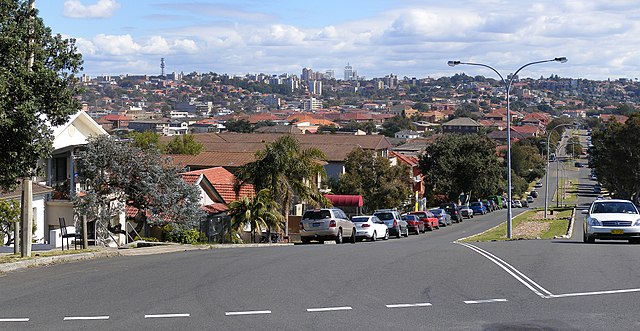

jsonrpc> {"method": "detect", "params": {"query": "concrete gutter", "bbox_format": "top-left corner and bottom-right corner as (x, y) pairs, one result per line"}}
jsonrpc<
(0, 242), (293, 274)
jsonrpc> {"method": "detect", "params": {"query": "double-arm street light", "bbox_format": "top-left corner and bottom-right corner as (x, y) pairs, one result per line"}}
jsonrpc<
(447, 57), (567, 239)
(544, 123), (576, 218)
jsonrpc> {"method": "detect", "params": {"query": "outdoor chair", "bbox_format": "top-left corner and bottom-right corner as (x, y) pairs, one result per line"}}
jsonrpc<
(58, 217), (82, 250)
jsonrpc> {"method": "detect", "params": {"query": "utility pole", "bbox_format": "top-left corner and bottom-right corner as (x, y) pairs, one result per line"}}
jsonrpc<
(20, 0), (36, 257)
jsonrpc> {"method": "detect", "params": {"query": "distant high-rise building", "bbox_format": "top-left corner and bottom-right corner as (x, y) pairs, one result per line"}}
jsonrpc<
(325, 69), (335, 80)
(308, 80), (322, 95)
(344, 63), (353, 80)
(302, 68), (313, 82)
(160, 58), (165, 78)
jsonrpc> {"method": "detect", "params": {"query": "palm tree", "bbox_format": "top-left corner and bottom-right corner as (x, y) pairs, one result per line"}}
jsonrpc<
(227, 189), (283, 243)
(236, 136), (329, 237)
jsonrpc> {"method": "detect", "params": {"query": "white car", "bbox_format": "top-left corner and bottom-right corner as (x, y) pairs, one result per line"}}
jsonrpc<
(583, 199), (640, 243)
(352, 215), (389, 241)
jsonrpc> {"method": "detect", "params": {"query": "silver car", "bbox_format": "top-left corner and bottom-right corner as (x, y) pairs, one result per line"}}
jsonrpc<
(583, 199), (640, 243)
(300, 208), (356, 244)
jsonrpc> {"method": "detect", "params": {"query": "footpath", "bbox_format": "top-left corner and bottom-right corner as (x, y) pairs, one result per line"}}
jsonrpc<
(0, 242), (293, 274)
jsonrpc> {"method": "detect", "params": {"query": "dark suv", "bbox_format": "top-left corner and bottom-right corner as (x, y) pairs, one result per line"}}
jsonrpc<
(440, 202), (462, 223)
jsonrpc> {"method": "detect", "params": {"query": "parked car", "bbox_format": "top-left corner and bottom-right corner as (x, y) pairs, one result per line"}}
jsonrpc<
(440, 202), (462, 223)
(429, 208), (452, 226)
(534, 182), (543, 188)
(373, 209), (409, 238)
(300, 208), (356, 244)
(469, 201), (487, 215)
(482, 200), (494, 212)
(583, 199), (640, 243)
(521, 199), (529, 208)
(530, 190), (538, 198)
(351, 215), (389, 241)
(402, 214), (425, 234)
(511, 200), (523, 208)
(458, 205), (474, 219)
(526, 196), (535, 203)
(407, 211), (440, 230)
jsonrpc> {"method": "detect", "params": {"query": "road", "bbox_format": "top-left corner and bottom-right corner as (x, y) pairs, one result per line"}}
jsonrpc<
(2, 134), (639, 330)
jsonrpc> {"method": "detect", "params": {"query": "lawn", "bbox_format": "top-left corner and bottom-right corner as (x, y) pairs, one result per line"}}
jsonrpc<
(460, 208), (573, 242)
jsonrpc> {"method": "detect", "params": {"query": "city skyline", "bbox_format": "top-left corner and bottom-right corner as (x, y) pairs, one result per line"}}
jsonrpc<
(36, 0), (640, 80)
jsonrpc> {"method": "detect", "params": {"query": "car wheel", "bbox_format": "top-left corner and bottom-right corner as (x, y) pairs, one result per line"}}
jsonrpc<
(319, 239), (325, 244)
(583, 231), (594, 243)
(383, 230), (389, 240)
(301, 238), (310, 245)
(629, 238), (640, 244)
(335, 230), (343, 244)
(404, 227), (409, 237)
(396, 227), (402, 238)
(371, 231), (377, 242)
(350, 229), (356, 244)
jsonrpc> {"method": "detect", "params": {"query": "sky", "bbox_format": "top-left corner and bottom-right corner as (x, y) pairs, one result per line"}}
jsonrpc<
(35, 0), (640, 80)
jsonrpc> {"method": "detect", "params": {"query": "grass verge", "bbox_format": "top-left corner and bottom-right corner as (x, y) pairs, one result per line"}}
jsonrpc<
(460, 208), (573, 242)
(0, 249), (97, 264)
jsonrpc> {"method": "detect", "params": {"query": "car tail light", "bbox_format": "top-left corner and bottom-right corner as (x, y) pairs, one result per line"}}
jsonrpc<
(329, 220), (336, 227)
(299, 222), (304, 230)
(393, 220), (398, 227)
(362, 223), (370, 227)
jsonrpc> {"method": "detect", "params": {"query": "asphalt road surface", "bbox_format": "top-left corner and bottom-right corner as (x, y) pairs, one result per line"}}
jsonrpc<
(2, 146), (638, 330)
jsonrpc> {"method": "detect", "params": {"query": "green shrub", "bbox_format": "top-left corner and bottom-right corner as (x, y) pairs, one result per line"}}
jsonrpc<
(162, 223), (205, 244)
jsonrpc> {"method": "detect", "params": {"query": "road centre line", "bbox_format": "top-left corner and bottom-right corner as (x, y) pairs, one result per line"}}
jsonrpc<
(549, 288), (640, 299)
(64, 316), (110, 321)
(307, 306), (352, 312)
(457, 242), (553, 298)
(144, 313), (190, 319)
(386, 303), (432, 308)
(464, 299), (508, 304)
(0, 318), (29, 322)
(225, 310), (271, 316)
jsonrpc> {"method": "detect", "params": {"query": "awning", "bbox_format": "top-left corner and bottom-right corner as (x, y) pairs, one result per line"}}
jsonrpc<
(323, 194), (363, 207)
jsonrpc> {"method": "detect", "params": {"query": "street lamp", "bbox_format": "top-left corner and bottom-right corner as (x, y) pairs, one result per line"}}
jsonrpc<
(544, 123), (575, 218)
(448, 57), (567, 238)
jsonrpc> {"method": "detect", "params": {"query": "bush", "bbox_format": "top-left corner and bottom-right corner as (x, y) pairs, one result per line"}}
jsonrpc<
(162, 223), (205, 244)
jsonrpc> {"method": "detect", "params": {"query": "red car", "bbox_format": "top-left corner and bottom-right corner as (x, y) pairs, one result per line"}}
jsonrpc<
(401, 214), (424, 234)
(407, 211), (439, 231)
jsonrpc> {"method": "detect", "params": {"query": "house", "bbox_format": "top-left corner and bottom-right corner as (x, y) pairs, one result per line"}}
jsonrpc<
(442, 117), (482, 134)
(599, 114), (628, 124)
(395, 130), (422, 139)
(0, 182), (53, 244)
(37, 111), (121, 247)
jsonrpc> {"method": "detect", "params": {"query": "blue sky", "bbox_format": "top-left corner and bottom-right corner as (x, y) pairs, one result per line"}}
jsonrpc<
(36, 0), (640, 80)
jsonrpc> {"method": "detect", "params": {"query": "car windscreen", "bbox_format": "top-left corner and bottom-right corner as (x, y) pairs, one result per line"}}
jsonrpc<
(411, 212), (426, 218)
(303, 210), (331, 219)
(591, 202), (639, 214)
(470, 202), (481, 207)
(351, 217), (369, 222)
(374, 212), (394, 220)
(429, 209), (442, 215)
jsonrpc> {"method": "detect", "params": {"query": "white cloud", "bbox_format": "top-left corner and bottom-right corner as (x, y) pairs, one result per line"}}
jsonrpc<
(63, 0), (120, 19)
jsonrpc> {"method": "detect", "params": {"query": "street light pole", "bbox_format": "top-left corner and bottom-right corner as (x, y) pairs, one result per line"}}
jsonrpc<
(448, 57), (567, 238)
(544, 123), (574, 218)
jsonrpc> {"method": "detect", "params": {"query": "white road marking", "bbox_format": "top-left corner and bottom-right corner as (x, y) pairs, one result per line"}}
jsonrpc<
(306, 306), (352, 312)
(464, 299), (508, 304)
(64, 316), (110, 321)
(144, 313), (190, 319)
(386, 303), (432, 308)
(549, 288), (640, 298)
(458, 242), (553, 298)
(225, 310), (271, 316)
(0, 318), (29, 322)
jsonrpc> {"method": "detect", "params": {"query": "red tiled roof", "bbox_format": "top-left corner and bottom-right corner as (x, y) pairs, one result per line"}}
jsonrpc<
(182, 167), (256, 203)
(180, 173), (201, 185)
(202, 203), (229, 214)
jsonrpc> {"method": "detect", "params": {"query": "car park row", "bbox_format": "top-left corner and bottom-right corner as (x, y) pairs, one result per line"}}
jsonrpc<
(299, 197), (528, 244)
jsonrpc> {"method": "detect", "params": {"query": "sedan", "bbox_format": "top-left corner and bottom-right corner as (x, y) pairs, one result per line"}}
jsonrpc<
(429, 208), (452, 227)
(406, 211), (440, 230)
(352, 215), (389, 241)
(583, 199), (640, 243)
(401, 214), (424, 234)
(469, 202), (487, 215)
(459, 205), (474, 219)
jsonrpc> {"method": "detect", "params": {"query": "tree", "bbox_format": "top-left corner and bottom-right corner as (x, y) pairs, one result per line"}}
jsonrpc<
(225, 119), (253, 133)
(236, 135), (328, 236)
(128, 131), (161, 151)
(333, 148), (412, 211)
(590, 113), (640, 204)
(228, 189), (283, 243)
(163, 134), (203, 155)
(0, 0), (83, 190)
(379, 115), (415, 137)
(74, 135), (205, 240)
(419, 134), (504, 201)
(0, 199), (20, 245)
